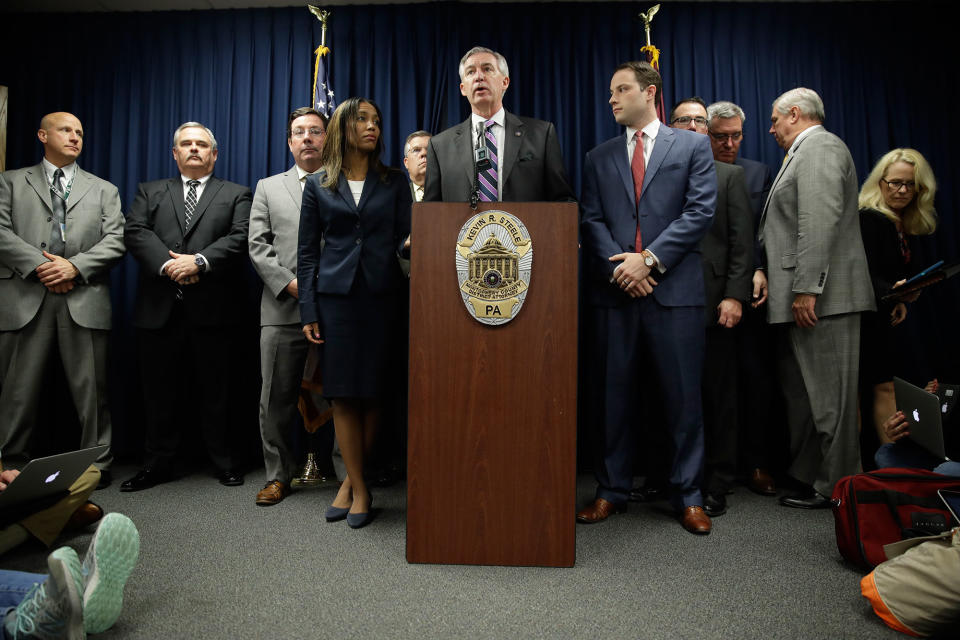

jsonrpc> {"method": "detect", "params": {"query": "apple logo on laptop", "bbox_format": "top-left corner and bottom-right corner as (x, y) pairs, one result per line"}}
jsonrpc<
(913, 409), (921, 422)
(45, 471), (60, 484)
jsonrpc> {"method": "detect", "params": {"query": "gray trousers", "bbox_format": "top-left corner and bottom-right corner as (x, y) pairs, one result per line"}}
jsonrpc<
(777, 312), (862, 496)
(0, 295), (112, 468)
(259, 324), (310, 484)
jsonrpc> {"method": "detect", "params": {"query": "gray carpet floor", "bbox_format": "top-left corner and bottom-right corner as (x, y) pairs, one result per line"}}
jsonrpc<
(3, 466), (901, 639)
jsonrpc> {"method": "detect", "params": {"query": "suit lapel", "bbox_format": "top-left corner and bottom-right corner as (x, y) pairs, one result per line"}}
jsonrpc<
(640, 123), (674, 198)
(759, 131), (813, 231)
(166, 179), (187, 235)
(611, 134), (635, 205)
(356, 172), (377, 212)
(282, 167), (302, 209)
(500, 111), (523, 187)
(455, 118), (474, 191)
(335, 173), (359, 212)
(24, 165), (54, 214)
(65, 168), (93, 213)
(186, 177), (223, 237)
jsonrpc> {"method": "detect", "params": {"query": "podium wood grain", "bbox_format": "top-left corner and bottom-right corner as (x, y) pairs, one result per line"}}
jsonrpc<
(406, 202), (578, 567)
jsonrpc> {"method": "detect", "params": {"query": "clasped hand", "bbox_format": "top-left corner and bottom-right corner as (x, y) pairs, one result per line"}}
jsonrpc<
(165, 250), (200, 285)
(609, 252), (657, 298)
(35, 251), (78, 293)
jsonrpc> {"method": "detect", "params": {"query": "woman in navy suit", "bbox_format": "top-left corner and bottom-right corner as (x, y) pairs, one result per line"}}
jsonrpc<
(298, 97), (411, 528)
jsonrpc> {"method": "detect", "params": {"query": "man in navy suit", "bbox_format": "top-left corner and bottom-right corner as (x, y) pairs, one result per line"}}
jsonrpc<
(707, 100), (780, 497)
(578, 61), (717, 534)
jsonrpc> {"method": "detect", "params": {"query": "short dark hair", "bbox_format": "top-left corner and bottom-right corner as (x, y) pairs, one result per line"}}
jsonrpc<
(614, 61), (662, 106)
(286, 107), (328, 139)
(404, 130), (431, 155)
(669, 97), (707, 123)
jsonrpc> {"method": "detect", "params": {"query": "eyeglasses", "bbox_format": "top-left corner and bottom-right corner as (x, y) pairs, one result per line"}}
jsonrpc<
(709, 131), (743, 143)
(881, 179), (916, 192)
(671, 116), (707, 126)
(292, 127), (325, 139)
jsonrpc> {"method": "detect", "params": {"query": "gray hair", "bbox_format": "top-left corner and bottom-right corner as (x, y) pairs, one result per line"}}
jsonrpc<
(707, 101), (746, 127)
(404, 130), (432, 156)
(173, 121), (218, 150)
(772, 88), (825, 123)
(458, 46), (509, 81)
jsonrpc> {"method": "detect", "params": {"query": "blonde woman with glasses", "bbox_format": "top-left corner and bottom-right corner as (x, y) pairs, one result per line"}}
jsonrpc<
(858, 148), (938, 444)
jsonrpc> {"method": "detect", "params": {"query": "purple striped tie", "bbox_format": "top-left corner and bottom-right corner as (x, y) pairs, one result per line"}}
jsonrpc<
(477, 119), (498, 202)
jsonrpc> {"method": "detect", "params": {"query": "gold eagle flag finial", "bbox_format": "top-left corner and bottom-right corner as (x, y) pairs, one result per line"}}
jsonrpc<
(638, 4), (660, 48)
(307, 5), (330, 50)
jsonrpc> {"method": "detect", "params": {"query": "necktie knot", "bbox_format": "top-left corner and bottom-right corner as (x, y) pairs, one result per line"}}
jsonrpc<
(485, 119), (495, 130)
(52, 169), (64, 193)
(187, 179), (200, 188)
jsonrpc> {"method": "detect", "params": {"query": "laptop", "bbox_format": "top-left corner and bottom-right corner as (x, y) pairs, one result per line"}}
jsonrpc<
(894, 377), (946, 460)
(938, 489), (960, 525)
(935, 383), (959, 420)
(0, 445), (107, 511)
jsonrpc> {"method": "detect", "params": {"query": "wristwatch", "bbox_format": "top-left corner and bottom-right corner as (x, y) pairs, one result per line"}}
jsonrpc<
(194, 255), (206, 273)
(641, 250), (657, 269)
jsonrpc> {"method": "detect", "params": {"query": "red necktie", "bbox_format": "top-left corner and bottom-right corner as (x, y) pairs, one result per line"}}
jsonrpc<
(632, 131), (645, 251)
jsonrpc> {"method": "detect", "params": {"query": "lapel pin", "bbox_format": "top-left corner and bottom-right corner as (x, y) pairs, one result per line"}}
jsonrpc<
(515, 131), (522, 136)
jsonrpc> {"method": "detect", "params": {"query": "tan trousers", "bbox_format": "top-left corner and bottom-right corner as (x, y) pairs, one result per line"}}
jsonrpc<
(0, 464), (99, 552)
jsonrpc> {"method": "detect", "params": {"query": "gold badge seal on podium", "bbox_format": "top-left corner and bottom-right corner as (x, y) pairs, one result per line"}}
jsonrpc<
(455, 210), (533, 325)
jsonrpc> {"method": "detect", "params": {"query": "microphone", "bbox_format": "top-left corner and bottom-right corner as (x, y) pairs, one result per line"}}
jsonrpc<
(474, 121), (491, 171)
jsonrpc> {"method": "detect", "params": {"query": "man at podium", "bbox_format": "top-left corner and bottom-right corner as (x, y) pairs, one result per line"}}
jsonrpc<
(423, 46), (574, 203)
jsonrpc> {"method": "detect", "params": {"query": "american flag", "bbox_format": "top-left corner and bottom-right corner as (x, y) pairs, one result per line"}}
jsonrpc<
(313, 44), (336, 117)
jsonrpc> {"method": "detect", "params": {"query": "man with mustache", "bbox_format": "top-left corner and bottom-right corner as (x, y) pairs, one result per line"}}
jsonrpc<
(403, 130), (431, 203)
(247, 107), (328, 505)
(423, 46), (574, 203)
(0, 112), (125, 487)
(122, 121), (252, 492)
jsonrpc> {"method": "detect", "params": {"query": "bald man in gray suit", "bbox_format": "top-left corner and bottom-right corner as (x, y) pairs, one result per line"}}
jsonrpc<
(0, 112), (125, 483)
(248, 107), (328, 505)
(759, 88), (874, 508)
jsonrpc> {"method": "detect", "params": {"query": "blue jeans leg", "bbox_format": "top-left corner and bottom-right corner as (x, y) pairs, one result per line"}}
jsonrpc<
(1, 570), (46, 640)
(874, 441), (941, 470)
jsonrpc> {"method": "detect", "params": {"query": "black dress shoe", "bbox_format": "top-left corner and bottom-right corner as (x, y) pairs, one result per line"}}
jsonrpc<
(217, 469), (244, 487)
(629, 485), (667, 503)
(119, 468), (171, 492)
(779, 491), (833, 509)
(96, 469), (112, 490)
(703, 492), (727, 517)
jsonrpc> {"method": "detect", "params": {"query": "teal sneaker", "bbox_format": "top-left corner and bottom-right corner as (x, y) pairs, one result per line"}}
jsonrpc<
(80, 512), (140, 634)
(9, 547), (85, 640)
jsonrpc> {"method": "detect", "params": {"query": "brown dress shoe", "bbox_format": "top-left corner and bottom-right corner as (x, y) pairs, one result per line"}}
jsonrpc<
(680, 506), (712, 535)
(64, 501), (104, 532)
(256, 480), (290, 506)
(748, 468), (777, 496)
(576, 498), (626, 524)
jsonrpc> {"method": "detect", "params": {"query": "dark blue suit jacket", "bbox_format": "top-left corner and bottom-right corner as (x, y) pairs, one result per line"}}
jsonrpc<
(580, 123), (717, 307)
(297, 168), (411, 325)
(735, 156), (773, 269)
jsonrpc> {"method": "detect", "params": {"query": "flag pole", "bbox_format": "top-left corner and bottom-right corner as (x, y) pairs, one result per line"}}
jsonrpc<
(638, 4), (665, 123)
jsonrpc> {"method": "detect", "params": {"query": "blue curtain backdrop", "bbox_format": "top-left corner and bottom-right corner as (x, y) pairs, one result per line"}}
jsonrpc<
(1, 1), (957, 451)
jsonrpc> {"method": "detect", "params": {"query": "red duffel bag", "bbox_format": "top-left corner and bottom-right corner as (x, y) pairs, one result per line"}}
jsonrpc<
(831, 468), (960, 569)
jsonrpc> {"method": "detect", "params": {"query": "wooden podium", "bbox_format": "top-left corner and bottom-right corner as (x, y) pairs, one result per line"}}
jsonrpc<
(406, 201), (578, 567)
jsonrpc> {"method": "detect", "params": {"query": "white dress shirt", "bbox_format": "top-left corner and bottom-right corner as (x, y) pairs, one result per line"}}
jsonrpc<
(622, 119), (664, 271)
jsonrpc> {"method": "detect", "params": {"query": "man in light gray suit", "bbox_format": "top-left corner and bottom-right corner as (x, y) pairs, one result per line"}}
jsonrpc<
(248, 107), (327, 505)
(0, 112), (125, 485)
(424, 46), (574, 203)
(758, 88), (874, 508)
